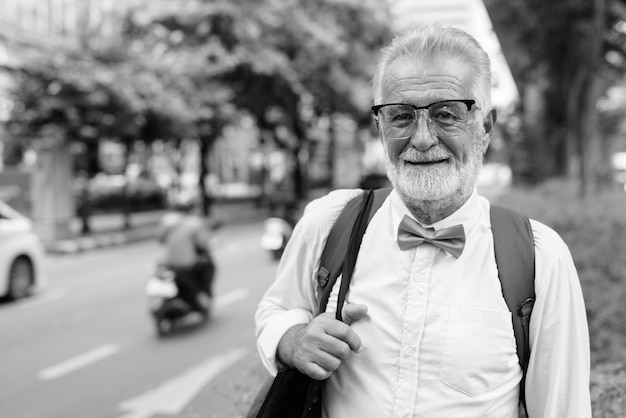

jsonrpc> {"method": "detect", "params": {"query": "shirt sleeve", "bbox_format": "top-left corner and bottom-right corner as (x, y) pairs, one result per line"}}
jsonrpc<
(524, 221), (592, 417)
(254, 189), (362, 375)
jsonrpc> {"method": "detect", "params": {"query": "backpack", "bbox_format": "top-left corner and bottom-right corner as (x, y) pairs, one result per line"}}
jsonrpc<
(315, 187), (535, 414)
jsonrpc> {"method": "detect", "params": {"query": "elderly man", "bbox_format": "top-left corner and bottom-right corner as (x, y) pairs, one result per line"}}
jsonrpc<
(255, 25), (591, 417)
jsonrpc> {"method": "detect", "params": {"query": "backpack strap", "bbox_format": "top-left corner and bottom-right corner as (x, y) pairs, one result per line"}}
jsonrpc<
(316, 187), (392, 315)
(490, 204), (535, 414)
(303, 188), (390, 417)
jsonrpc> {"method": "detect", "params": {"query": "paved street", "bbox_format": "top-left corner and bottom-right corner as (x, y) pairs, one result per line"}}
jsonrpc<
(0, 220), (276, 418)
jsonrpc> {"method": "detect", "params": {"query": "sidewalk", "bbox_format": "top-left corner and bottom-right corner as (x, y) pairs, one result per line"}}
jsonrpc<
(45, 199), (269, 255)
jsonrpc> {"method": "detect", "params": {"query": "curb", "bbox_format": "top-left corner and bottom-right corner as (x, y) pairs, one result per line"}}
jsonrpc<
(44, 204), (269, 256)
(45, 226), (157, 255)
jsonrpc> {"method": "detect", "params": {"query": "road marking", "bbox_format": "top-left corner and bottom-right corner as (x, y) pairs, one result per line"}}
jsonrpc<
(118, 347), (249, 418)
(18, 289), (67, 309)
(38, 344), (119, 380)
(214, 288), (249, 309)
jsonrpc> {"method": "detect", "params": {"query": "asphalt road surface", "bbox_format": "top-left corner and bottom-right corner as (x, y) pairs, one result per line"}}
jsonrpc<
(0, 221), (278, 418)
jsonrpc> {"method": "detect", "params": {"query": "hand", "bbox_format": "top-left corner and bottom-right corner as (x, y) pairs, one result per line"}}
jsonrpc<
(277, 303), (368, 380)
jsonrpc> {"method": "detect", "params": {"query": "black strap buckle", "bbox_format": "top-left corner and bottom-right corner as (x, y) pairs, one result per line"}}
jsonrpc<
(517, 297), (535, 318)
(317, 267), (330, 288)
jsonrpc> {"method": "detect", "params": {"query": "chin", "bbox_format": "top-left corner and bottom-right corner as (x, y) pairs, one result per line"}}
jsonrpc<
(386, 159), (480, 204)
(387, 162), (459, 201)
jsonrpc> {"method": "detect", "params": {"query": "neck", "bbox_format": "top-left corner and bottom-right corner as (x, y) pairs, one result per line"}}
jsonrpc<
(398, 189), (472, 225)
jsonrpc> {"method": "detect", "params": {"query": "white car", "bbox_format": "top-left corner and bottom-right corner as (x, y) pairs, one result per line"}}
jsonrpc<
(0, 200), (46, 300)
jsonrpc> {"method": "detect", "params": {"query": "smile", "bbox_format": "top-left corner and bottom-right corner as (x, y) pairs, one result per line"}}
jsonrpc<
(404, 158), (448, 166)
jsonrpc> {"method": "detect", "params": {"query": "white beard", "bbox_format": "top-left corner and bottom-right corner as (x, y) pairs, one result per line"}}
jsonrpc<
(385, 141), (483, 204)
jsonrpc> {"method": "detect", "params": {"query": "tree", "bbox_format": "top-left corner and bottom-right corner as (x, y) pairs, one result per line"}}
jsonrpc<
(121, 0), (242, 215)
(120, 0), (392, 210)
(4, 52), (147, 232)
(2, 30), (199, 231)
(235, 0), (391, 192)
(485, 0), (626, 196)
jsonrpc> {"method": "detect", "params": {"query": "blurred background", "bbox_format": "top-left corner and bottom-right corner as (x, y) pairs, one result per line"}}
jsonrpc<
(0, 0), (625, 417)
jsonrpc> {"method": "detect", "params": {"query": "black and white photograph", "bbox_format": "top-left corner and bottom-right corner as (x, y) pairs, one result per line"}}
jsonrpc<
(0, 0), (623, 417)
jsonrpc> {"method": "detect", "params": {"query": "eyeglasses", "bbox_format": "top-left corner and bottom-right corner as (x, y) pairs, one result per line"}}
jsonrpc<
(371, 100), (476, 140)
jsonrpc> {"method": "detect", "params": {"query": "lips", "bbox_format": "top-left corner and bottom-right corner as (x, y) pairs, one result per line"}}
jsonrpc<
(401, 147), (450, 165)
(404, 157), (448, 165)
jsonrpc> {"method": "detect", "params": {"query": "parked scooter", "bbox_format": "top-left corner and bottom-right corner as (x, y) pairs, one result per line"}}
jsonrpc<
(261, 217), (294, 260)
(261, 204), (301, 261)
(146, 263), (211, 337)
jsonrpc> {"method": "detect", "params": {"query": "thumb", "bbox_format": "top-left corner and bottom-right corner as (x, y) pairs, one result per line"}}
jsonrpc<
(342, 303), (368, 325)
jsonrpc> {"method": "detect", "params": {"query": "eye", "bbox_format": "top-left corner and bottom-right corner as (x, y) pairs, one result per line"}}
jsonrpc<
(391, 112), (413, 122)
(432, 109), (456, 121)
(382, 105), (414, 124)
(430, 103), (464, 124)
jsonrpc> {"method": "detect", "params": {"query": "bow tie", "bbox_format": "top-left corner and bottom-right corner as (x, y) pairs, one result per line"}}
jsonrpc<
(397, 215), (466, 258)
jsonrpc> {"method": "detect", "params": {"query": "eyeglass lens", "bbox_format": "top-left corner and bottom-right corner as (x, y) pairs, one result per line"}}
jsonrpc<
(377, 101), (470, 140)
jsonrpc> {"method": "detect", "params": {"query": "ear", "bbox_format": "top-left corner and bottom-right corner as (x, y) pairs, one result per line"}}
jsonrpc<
(483, 108), (497, 135)
(372, 117), (381, 134)
(479, 108), (497, 153)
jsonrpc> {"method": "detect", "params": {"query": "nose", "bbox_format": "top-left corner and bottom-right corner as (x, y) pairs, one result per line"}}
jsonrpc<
(410, 110), (438, 151)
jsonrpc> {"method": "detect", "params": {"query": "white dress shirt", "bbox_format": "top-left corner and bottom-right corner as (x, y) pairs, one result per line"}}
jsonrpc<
(255, 188), (591, 418)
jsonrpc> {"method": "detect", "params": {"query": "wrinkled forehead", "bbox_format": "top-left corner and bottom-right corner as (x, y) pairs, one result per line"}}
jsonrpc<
(380, 55), (475, 105)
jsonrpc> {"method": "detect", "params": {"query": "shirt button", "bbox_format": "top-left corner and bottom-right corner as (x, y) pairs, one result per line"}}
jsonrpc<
(414, 271), (428, 282)
(405, 346), (415, 357)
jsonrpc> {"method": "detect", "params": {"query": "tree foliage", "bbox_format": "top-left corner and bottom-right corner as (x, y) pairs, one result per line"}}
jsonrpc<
(485, 0), (626, 194)
(5, 56), (139, 170)
(120, 0), (391, 202)
(3, 0), (392, 217)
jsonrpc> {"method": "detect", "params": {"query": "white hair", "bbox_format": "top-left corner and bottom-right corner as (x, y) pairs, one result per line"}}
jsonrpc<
(372, 25), (493, 113)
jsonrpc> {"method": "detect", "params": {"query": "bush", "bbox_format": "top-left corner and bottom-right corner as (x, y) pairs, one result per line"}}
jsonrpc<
(493, 178), (626, 415)
(591, 362), (626, 417)
(495, 179), (626, 366)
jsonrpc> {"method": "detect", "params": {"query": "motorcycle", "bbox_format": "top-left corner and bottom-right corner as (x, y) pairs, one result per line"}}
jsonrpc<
(145, 263), (211, 337)
(261, 217), (294, 260)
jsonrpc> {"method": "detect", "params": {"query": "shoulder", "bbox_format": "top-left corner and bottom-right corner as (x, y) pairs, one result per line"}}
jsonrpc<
(304, 188), (364, 214)
(529, 218), (569, 258)
(529, 218), (580, 292)
(487, 202), (569, 257)
(297, 189), (364, 238)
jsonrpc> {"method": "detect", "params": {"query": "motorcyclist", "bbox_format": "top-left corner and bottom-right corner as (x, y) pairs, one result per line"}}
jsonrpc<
(157, 199), (215, 315)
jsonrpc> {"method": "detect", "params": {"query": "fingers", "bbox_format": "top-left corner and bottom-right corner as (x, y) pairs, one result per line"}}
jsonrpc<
(302, 350), (343, 380)
(336, 303), (368, 352)
(342, 303), (368, 325)
(304, 363), (331, 381)
(291, 305), (368, 379)
(323, 320), (363, 353)
(296, 335), (352, 380)
(297, 317), (358, 359)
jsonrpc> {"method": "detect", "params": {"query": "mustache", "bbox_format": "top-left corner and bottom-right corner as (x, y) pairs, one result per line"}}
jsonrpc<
(400, 147), (451, 163)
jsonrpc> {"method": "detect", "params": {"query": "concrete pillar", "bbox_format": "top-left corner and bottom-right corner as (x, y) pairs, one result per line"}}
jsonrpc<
(31, 143), (74, 242)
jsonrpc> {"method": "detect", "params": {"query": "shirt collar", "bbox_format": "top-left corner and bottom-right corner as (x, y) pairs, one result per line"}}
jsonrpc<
(390, 188), (483, 232)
